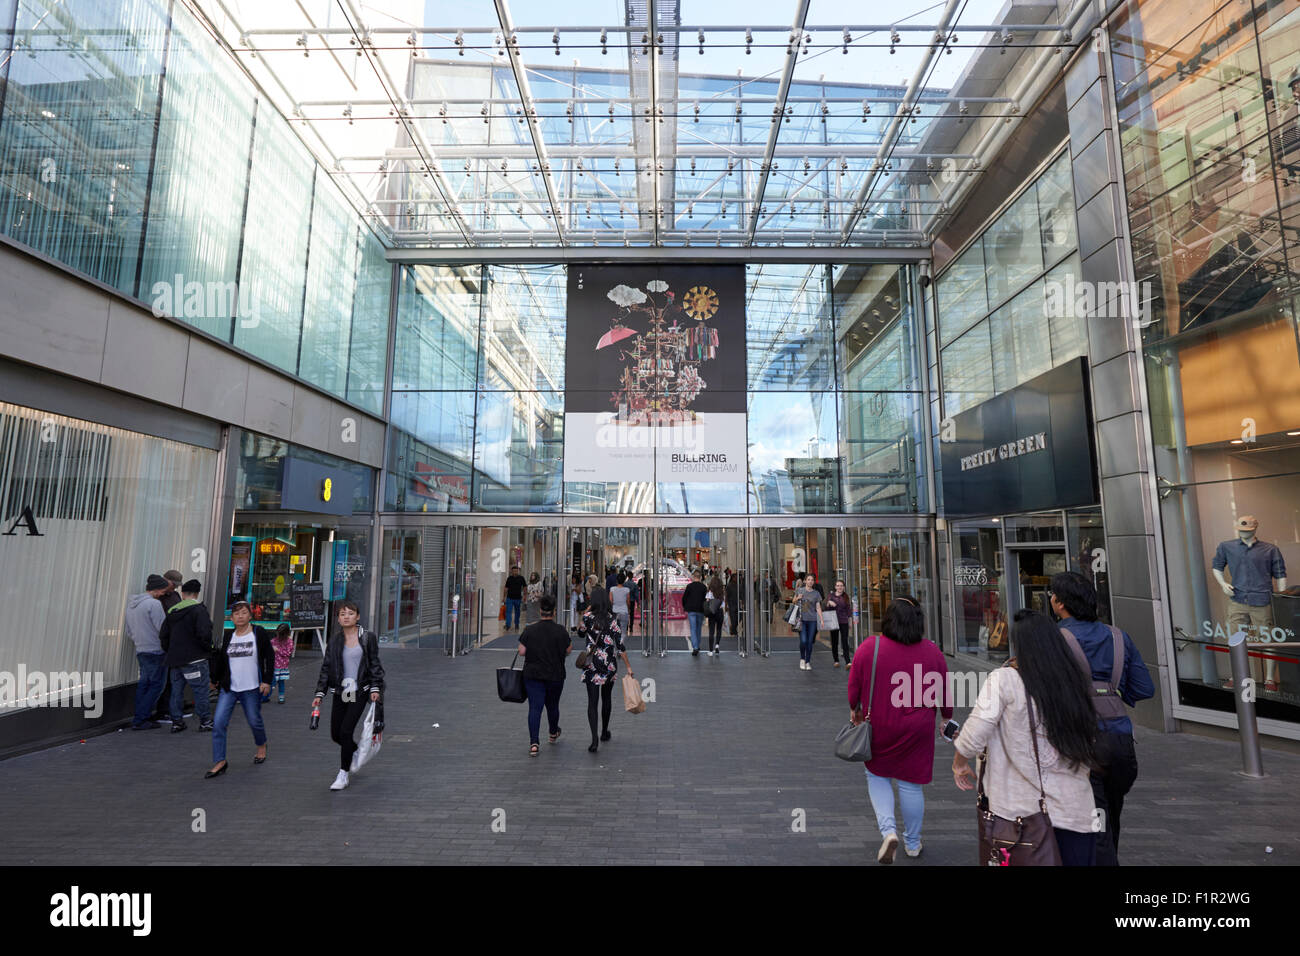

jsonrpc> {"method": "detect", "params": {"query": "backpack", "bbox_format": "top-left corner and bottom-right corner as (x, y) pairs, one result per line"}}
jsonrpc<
(1059, 623), (1129, 721)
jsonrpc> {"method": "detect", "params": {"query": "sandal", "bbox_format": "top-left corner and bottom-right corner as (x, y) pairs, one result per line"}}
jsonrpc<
(549, 728), (562, 744)
(529, 743), (539, 757)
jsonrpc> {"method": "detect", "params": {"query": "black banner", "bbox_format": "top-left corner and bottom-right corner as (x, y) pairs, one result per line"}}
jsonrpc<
(939, 357), (1098, 517)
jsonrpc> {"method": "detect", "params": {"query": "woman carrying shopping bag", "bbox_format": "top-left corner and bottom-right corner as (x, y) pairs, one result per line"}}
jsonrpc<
(312, 600), (385, 791)
(951, 610), (1098, 866)
(579, 587), (633, 753)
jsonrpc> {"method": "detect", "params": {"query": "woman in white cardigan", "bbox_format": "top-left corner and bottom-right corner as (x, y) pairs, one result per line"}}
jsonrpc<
(951, 609), (1099, 865)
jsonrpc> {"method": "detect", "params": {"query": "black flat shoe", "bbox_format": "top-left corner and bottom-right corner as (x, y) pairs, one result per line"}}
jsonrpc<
(204, 762), (228, 779)
(601, 730), (611, 742)
(253, 753), (267, 764)
(588, 742), (599, 753)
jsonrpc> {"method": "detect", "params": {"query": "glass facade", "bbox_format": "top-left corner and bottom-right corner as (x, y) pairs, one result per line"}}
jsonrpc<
(384, 262), (924, 515)
(0, 0), (389, 414)
(934, 151), (1084, 416)
(1111, 0), (1300, 722)
(0, 401), (216, 709)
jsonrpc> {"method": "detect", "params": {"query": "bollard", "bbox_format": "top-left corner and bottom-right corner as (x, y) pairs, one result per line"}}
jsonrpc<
(1228, 630), (1265, 778)
(449, 593), (460, 657)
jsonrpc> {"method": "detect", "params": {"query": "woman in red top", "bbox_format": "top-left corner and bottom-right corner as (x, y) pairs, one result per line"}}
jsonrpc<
(847, 596), (952, 863)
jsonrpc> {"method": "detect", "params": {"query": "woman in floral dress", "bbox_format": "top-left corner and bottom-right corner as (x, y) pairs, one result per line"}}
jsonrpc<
(579, 587), (634, 753)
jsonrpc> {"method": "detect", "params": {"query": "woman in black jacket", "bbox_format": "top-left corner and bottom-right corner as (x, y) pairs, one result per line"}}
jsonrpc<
(312, 600), (385, 791)
(205, 600), (275, 778)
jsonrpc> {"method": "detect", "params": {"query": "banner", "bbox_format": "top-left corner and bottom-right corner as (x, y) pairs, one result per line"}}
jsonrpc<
(563, 266), (746, 483)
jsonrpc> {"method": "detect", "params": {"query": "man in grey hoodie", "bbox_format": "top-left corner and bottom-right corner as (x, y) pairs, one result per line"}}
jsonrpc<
(125, 574), (170, 729)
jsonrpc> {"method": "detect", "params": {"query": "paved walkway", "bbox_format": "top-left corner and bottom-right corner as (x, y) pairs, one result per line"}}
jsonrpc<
(1, 644), (1296, 866)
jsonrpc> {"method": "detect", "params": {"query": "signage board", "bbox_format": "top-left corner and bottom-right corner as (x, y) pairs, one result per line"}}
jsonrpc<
(281, 455), (357, 516)
(939, 357), (1098, 517)
(289, 582), (326, 629)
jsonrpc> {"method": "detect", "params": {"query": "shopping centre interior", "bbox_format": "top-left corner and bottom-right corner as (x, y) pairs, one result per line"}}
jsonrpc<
(1, 0), (1298, 756)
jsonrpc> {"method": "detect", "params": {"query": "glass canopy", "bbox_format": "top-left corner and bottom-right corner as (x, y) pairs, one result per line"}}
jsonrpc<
(193, 0), (1079, 249)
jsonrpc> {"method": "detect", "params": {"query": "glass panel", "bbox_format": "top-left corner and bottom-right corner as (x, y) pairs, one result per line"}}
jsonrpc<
(989, 277), (1051, 393)
(746, 263), (833, 391)
(481, 264), (565, 390)
(1037, 153), (1078, 266)
(747, 391), (841, 514)
(231, 108), (313, 372)
(983, 184), (1043, 308)
(393, 265), (480, 392)
(1044, 253), (1088, 366)
(298, 175), (358, 397)
(346, 229), (390, 414)
(473, 390), (563, 512)
(0, 0), (168, 295)
(840, 390), (923, 513)
(936, 240), (987, 347)
(833, 263), (918, 391)
(1067, 508), (1110, 624)
(940, 321), (994, 416)
(385, 391), (476, 512)
(137, 1), (255, 340)
(950, 521), (1008, 664)
(0, 401), (216, 709)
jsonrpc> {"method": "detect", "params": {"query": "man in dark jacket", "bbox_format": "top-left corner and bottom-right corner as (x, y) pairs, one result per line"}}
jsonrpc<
(681, 570), (709, 656)
(160, 579), (214, 733)
(1049, 571), (1155, 867)
(725, 571), (744, 639)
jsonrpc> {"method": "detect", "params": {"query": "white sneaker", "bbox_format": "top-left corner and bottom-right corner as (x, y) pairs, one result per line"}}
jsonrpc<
(878, 832), (899, 864)
(800, 660), (808, 670)
(708, 649), (714, 657)
(330, 770), (350, 791)
(805, 662), (812, 671)
(905, 843), (923, 858)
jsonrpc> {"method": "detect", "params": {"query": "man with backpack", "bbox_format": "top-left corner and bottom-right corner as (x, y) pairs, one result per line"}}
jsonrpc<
(1049, 571), (1155, 866)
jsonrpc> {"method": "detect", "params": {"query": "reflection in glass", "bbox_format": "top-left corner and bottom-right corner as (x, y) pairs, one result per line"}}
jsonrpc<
(747, 391), (841, 513)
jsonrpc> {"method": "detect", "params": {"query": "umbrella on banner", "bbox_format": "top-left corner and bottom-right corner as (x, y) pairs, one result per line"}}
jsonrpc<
(596, 324), (638, 349)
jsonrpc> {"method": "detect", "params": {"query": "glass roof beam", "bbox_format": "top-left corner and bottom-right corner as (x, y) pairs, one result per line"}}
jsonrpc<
(838, 0), (962, 244)
(492, 0), (566, 245)
(744, 0), (810, 246)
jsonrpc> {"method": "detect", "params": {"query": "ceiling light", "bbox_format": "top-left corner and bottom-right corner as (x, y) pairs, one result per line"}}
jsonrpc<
(842, 28), (850, 54)
(600, 29), (608, 55)
(745, 28), (753, 54)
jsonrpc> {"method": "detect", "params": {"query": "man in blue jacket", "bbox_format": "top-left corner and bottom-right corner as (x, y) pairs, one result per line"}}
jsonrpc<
(1050, 571), (1155, 866)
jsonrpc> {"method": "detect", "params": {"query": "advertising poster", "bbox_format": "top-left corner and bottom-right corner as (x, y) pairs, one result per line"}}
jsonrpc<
(563, 265), (747, 483)
(226, 537), (253, 610)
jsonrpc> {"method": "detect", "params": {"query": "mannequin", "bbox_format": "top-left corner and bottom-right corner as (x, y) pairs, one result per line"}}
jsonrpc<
(1211, 515), (1288, 691)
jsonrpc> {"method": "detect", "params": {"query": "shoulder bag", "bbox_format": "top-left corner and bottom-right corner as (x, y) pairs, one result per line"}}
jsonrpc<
(833, 636), (880, 761)
(976, 697), (1062, 866)
(496, 651), (528, 703)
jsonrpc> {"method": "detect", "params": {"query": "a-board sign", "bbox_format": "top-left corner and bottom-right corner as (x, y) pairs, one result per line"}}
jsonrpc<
(289, 582), (326, 629)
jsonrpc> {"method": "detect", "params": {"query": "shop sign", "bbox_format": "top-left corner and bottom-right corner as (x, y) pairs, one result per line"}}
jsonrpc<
(281, 456), (357, 516)
(939, 357), (1098, 518)
(954, 565), (988, 586)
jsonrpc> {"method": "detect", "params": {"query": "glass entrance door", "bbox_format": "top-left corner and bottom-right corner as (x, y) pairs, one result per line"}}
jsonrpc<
(654, 527), (747, 654)
(752, 527), (846, 659)
(1007, 547), (1068, 618)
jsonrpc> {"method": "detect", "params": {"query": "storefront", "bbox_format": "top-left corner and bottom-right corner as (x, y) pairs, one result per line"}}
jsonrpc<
(229, 431), (376, 635)
(0, 398), (218, 751)
(939, 359), (1109, 663)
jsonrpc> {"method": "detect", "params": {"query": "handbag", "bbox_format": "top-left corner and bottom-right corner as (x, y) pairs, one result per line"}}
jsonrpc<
(819, 608), (839, 631)
(495, 652), (528, 703)
(786, 602), (800, 627)
(350, 700), (383, 772)
(976, 701), (1062, 866)
(622, 672), (646, 714)
(834, 635), (880, 761)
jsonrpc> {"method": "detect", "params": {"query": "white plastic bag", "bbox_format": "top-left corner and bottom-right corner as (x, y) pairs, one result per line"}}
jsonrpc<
(350, 701), (382, 773)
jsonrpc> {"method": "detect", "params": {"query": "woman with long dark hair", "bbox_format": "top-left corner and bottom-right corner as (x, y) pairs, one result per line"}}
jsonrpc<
(847, 596), (951, 862)
(579, 586), (633, 753)
(952, 610), (1098, 865)
(312, 600), (385, 791)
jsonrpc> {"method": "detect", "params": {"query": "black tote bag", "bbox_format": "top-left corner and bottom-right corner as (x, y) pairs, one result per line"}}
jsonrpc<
(496, 651), (527, 703)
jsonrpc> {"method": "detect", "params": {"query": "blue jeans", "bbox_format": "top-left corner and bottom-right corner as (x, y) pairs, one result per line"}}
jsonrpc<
(211, 688), (267, 763)
(865, 768), (925, 852)
(169, 659), (212, 723)
(525, 678), (564, 745)
(133, 652), (167, 726)
(799, 620), (818, 662)
(505, 598), (522, 629)
(687, 612), (704, 650)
